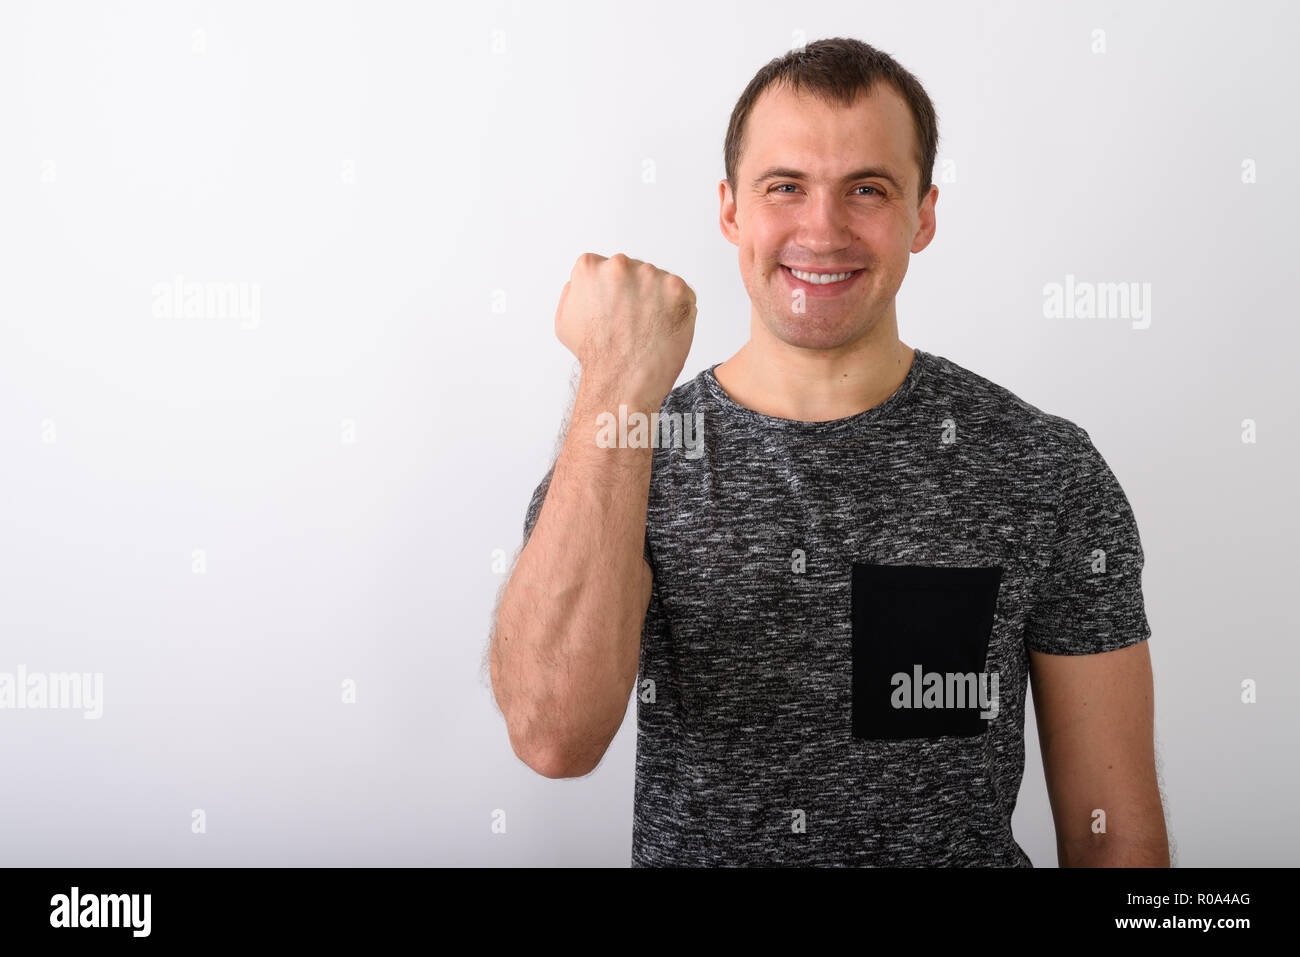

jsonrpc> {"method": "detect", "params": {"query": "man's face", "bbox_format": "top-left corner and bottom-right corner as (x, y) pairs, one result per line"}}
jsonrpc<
(720, 82), (937, 352)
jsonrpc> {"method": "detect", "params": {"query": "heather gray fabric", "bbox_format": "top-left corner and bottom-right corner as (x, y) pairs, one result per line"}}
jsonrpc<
(519, 347), (1151, 866)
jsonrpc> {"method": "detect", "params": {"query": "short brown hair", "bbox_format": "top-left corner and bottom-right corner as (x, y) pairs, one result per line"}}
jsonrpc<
(723, 37), (939, 207)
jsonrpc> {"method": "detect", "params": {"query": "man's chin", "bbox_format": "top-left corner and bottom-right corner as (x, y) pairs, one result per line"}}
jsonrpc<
(759, 314), (868, 352)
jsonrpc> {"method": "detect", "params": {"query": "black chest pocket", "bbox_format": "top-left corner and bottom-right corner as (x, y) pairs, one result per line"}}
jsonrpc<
(850, 563), (1003, 740)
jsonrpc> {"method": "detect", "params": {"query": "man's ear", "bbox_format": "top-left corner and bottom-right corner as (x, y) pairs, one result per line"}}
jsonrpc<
(910, 183), (938, 254)
(719, 179), (740, 247)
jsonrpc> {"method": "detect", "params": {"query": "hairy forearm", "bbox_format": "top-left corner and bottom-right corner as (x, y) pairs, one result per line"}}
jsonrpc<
(490, 380), (657, 777)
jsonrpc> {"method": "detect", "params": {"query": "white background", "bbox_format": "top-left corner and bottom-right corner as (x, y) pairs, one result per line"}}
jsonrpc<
(1, 0), (1295, 866)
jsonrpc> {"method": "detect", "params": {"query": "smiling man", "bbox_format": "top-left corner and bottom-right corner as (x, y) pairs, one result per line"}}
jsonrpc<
(490, 37), (1169, 867)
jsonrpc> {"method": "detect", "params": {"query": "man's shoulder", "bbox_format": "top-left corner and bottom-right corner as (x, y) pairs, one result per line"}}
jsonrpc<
(658, 366), (713, 413)
(925, 350), (1093, 453)
(651, 351), (1101, 464)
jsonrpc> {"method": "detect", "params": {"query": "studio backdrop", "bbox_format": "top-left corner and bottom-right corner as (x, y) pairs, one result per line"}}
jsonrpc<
(0, 0), (1295, 866)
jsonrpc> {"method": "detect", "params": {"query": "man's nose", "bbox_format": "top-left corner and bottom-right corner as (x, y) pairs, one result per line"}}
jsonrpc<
(797, 193), (854, 246)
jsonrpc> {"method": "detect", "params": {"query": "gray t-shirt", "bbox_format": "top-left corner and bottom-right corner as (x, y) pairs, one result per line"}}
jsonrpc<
(520, 347), (1151, 866)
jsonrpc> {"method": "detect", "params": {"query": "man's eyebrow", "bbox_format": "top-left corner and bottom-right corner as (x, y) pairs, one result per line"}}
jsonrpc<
(751, 166), (904, 192)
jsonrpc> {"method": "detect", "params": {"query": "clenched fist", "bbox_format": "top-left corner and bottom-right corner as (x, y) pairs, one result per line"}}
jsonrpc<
(554, 253), (697, 408)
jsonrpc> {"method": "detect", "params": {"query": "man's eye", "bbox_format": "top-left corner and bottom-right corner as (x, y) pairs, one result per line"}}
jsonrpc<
(770, 184), (883, 197)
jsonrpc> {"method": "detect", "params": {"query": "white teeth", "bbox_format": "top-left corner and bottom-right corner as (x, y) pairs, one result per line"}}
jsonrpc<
(789, 267), (856, 284)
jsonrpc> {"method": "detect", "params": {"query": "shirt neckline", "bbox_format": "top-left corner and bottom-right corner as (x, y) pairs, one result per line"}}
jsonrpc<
(700, 347), (933, 434)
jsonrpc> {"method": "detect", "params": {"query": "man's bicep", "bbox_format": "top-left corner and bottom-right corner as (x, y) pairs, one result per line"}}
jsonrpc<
(1030, 642), (1154, 752)
(1029, 642), (1165, 862)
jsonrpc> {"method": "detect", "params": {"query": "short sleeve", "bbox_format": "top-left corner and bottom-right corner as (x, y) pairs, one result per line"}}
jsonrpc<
(520, 463), (653, 568)
(521, 465), (555, 546)
(1023, 426), (1152, 655)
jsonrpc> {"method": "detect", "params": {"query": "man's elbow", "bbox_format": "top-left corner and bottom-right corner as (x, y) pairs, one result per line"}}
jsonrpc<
(526, 750), (599, 780)
(1059, 829), (1171, 867)
(502, 710), (603, 779)
(511, 733), (599, 779)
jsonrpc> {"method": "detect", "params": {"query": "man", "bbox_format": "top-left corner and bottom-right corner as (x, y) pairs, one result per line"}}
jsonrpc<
(489, 37), (1169, 867)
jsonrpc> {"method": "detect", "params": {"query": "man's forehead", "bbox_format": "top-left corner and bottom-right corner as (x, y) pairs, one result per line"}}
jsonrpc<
(744, 83), (914, 180)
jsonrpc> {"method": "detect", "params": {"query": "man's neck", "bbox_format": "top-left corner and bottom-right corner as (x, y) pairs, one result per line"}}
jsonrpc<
(713, 328), (916, 423)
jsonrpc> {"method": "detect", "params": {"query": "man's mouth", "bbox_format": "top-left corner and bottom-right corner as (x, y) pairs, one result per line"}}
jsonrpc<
(781, 264), (863, 287)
